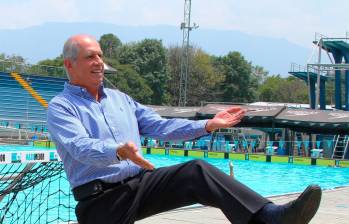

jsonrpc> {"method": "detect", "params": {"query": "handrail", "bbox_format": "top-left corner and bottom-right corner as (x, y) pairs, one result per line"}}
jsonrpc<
(0, 59), (66, 78)
(0, 117), (46, 124)
(290, 63), (307, 72)
(331, 135), (340, 159)
(314, 32), (349, 42)
(314, 32), (328, 43)
(307, 63), (349, 71)
(0, 59), (117, 90)
(343, 135), (349, 159)
(290, 63), (318, 74)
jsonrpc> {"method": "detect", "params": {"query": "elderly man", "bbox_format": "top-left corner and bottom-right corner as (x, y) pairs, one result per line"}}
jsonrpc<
(47, 34), (321, 224)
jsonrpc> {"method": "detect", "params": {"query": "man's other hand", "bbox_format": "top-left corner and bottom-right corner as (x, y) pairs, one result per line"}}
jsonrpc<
(117, 142), (155, 170)
(205, 107), (246, 132)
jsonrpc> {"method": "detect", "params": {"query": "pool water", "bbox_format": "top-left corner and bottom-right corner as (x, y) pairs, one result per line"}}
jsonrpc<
(1, 149), (348, 223)
(0, 144), (45, 151)
(0, 144), (348, 196)
(1, 144), (348, 196)
(144, 154), (349, 196)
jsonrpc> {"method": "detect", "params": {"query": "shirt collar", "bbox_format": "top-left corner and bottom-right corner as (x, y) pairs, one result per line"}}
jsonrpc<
(63, 82), (107, 100)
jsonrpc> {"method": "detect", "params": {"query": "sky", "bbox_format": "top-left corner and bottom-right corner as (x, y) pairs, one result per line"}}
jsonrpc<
(0, 0), (348, 48)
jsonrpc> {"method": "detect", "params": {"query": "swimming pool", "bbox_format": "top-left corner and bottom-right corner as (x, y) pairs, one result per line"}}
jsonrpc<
(144, 154), (349, 196)
(1, 145), (348, 196)
(1, 150), (349, 223)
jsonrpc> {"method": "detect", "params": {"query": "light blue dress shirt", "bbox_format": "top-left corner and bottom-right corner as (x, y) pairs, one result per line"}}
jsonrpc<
(47, 83), (209, 188)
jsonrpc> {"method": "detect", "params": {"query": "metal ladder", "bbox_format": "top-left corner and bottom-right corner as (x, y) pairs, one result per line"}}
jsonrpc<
(332, 135), (349, 159)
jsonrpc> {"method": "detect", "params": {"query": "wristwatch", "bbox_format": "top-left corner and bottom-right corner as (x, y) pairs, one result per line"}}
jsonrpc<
(116, 150), (124, 161)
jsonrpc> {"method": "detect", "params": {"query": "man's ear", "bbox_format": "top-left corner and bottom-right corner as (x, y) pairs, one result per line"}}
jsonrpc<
(64, 59), (73, 70)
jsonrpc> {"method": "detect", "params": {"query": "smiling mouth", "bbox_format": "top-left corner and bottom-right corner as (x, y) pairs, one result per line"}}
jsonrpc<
(91, 70), (103, 75)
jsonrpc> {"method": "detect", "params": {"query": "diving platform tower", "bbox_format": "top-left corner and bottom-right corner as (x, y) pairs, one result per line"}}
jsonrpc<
(289, 32), (349, 110)
(289, 63), (329, 109)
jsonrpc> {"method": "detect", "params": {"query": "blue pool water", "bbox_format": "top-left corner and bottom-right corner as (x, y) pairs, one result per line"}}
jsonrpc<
(1, 144), (348, 196)
(0, 144), (44, 151)
(144, 154), (349, 196)
(1, 149), (349, 223)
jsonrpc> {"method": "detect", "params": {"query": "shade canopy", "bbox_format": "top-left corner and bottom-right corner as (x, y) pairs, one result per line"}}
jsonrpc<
(148, 103), (349, 134)
(103, 63), (117, 74)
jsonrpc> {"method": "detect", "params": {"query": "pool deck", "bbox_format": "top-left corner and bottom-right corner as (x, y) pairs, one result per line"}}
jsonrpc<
(136, 186), (349, 224)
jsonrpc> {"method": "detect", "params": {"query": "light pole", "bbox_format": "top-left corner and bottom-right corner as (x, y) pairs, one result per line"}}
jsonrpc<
(178, 0), (198, 106)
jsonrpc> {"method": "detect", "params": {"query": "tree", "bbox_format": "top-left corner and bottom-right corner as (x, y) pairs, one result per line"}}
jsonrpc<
(253, 65), (269, 85)
(33, 55), (65, 77)
(167, 46), (181, 105)
(99, 34), (122, 59)
(105, 64), (153, 104)
(258, 75), (283, 102)
(167, 46), (224, 105)
(214, 52), (258, 103)
(38, 55), (64, 67)
(325, 79), (335, 106)
(118, 39), (170, 105)
(188, 49), (224, 105)
(258, 75), (308, 103)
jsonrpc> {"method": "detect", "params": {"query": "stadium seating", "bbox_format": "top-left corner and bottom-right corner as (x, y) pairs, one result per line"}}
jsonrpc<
(21, 74), (65, 102)
(0, 72), (66, 130)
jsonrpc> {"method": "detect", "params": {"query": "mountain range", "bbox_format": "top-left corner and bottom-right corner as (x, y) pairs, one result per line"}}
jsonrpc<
(0, 22), (311, 76)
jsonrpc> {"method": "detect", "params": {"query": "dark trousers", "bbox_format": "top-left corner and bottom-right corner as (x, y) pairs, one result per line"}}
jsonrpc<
(75, 159), (270, 224)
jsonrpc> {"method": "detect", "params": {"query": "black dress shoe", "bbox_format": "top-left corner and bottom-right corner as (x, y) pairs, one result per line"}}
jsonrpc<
(278, 185), (322, 224)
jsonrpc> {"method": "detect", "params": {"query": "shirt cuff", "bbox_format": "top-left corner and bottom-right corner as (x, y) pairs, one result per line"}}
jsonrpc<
(194, 119), (211, 137)
(105, 143), (124, 164)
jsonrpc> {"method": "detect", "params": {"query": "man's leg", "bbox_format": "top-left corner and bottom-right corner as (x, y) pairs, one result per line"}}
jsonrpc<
(76, 159), (265, 224)
(133, 159), (270, 224)
(75, 181), (139, 224)
(76, 159), (321, 224)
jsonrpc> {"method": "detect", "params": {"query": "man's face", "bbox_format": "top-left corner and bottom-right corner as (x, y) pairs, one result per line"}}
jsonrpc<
(65, 37), (104, 90)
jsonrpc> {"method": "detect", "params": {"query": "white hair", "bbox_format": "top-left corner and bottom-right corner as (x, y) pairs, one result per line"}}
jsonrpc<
(63, 38), (81, 62)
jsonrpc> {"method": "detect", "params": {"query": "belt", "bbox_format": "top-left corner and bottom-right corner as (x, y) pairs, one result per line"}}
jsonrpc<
(72, 178), (130, 201)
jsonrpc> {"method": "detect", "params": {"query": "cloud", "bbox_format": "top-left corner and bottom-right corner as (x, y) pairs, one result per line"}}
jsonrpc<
(0, 0), (80, 29)
(190, 0), (348, 47)
(0, 0), (348, 47)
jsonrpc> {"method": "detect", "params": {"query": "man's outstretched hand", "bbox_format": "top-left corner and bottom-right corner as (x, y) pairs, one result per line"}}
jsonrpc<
(117, 142), (155, 170)
(205, 107), (246, 133)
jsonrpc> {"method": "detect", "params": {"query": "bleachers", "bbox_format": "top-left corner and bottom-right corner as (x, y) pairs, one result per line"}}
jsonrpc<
(0, 72), (66, 131)
(21, 74), (65, 102)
